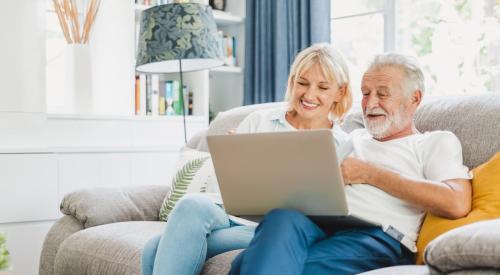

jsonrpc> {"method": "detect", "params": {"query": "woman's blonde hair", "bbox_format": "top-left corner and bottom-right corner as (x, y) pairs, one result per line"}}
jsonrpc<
(284, 43), (352, 121)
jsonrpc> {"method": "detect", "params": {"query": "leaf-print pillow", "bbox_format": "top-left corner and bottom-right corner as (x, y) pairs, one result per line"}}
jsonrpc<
(159, 148), (219, 221)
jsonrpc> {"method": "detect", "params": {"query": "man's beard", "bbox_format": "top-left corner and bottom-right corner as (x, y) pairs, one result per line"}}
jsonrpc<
(363, 105), (410, 139)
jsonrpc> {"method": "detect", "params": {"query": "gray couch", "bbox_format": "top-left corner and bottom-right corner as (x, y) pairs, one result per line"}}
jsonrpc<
(40, 93), (500, 275)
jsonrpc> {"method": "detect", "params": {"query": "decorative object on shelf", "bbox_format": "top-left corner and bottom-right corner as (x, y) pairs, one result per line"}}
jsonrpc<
(136, 3), (223, 143)
(52, 0), (101, 44)
(0, 232), (10, 271)
(209, 0), (225, 11)
(64, 44), (94, 114)
(52, 0), (102, 114)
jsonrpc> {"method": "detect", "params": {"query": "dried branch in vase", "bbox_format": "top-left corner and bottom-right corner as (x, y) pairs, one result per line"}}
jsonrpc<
(52, 0), (102, 44)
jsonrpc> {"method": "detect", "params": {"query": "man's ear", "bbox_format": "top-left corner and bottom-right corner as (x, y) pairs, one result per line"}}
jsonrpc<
(411, 90), (423, 106)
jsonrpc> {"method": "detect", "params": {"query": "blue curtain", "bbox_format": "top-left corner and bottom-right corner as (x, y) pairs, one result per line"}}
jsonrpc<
(244, 0), (331, 105)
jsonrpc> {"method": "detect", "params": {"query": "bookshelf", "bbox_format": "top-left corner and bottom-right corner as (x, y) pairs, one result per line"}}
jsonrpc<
(209, 0), (245, 117)
(134, 0), (245, 120)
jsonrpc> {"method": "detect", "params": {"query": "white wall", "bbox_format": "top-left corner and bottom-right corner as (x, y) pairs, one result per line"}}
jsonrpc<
(0, 1), (46, 114)
(89, 0), (135, 115)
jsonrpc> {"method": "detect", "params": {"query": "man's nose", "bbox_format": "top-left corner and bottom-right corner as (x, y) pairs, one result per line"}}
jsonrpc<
(364, 93), (379, 109)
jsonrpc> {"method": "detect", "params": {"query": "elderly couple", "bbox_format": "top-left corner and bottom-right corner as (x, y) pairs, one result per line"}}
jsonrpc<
(142, 44), (472, 275)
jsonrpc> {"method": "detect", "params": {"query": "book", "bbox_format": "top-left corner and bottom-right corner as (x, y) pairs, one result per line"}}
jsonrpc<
(145, 75), (152, 115)
(183, 84), (189, 115)
(151, 75), (160, 116)
(165, 81), (175, 115)
(172, 80), (183, 115)
(140, 74), (147, 115)
(188, 91), (193, 115)
(135, 75), (140, 115)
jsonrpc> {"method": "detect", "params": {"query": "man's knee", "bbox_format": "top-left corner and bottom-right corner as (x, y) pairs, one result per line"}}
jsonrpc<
(261, 208), (310, 229)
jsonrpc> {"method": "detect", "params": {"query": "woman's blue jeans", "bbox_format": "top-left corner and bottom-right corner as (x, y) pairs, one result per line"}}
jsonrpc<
(141, 194), (256, 275)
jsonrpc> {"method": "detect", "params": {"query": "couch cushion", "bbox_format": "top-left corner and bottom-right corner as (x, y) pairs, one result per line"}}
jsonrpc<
(358, 265), (430, 275)
(54, 221), (165, 275)
(414, 94), (500, 169)
(424, 219), (500, 275)
(60, 185), (169, 228)
(201, 249), (242, 275)
(416, 151), (500, 263)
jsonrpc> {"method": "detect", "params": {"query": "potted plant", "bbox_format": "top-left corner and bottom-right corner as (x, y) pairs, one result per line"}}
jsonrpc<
(0, 232), (10, 271)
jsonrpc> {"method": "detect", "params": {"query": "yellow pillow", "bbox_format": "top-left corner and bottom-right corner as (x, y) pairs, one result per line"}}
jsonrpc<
(416, 151), (500, 264)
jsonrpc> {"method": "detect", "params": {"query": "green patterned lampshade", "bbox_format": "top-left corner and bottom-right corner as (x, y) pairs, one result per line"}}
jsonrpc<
(136, 3), (223, 73)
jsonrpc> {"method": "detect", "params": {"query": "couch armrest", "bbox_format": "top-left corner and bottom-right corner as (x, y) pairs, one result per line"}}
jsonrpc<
(60, 185), (169, 229)
(39, 215), (84, 275)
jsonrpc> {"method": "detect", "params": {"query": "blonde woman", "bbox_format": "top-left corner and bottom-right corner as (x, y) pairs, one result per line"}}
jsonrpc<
(142, 43), (353, 275)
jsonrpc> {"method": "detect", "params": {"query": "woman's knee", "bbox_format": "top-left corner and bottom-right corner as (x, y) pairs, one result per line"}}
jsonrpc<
(171, 193), (214, 217)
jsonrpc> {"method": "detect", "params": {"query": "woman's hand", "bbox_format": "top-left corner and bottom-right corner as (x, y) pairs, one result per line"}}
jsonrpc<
(340, 157), (378, 185)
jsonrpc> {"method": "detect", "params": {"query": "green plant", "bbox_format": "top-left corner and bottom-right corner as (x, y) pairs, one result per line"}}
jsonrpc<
(0, 232), (11, 270)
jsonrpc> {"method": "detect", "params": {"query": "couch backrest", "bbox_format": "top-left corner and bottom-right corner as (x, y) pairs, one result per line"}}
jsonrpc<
(190, 93), (500, 169)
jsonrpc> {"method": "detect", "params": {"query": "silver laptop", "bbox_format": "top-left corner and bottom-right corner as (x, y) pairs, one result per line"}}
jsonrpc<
(207, 129), (379, 228)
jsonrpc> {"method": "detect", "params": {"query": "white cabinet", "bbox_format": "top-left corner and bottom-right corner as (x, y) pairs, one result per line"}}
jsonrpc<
(0, 154), (59, 223)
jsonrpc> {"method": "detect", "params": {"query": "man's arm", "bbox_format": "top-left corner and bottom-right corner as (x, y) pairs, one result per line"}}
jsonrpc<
(341, 157), (472, 219)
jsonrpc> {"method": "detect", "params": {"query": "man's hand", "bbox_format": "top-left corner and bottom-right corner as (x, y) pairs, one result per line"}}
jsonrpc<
(341, 157), (471, 219)
(340, 157), (377, 184)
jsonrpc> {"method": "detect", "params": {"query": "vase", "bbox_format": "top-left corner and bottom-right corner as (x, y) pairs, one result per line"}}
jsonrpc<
(64, 44), (93, 115)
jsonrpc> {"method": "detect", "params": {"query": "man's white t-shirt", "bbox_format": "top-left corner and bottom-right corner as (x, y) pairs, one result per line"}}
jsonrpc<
(345, 129), (472, 252)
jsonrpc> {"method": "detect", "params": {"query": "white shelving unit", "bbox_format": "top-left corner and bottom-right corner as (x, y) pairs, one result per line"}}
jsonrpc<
(209, 0), (246, 117)
(134, 0), (246, 120)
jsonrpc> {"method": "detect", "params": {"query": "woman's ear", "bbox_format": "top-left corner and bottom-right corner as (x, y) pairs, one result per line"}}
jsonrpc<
(335, 85), (347, 101)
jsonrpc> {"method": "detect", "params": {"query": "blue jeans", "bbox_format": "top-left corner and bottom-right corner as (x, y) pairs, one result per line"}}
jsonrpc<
(141, 194), (256, 275)
(229, 209), (415, 275)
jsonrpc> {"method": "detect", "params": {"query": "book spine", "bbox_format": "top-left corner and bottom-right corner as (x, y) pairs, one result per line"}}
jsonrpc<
(135, 75), (140, 115)
(140, 74), (147, 115)
(172, 80), (182, 115)
(165, 81), (174, 115)
(183, 84), (189, 115)
(188, 90), (193, 115)
(158, 78), (166, 116)
(145, 75), (152, 115)
(151, 75), (160, 116)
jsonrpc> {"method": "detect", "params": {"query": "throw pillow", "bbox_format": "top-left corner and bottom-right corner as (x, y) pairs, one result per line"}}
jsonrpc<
(416, 151), (500, 264)
(424, 218), (500, 274)
(158, 148), (219, 221)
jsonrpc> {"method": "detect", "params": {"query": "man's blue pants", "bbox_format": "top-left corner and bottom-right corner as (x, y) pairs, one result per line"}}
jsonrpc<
(229, 209), (415, 275)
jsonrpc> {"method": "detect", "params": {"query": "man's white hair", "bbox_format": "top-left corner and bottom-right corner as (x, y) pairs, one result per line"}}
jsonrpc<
(367, 53), (425, 97)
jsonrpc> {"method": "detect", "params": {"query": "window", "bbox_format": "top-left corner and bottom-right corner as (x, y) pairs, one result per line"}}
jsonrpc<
(331, 0), (500, 96)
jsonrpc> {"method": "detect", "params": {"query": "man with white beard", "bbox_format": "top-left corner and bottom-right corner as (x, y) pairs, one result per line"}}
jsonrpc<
(229, 53), (473, 275)
(340, 53), (472, 254)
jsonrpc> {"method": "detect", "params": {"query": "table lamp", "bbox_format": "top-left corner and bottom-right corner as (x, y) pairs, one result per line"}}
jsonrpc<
(136, 3), (223, 143)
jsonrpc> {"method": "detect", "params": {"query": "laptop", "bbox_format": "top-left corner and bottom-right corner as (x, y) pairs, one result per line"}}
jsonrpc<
(207, 129), (379, 229)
